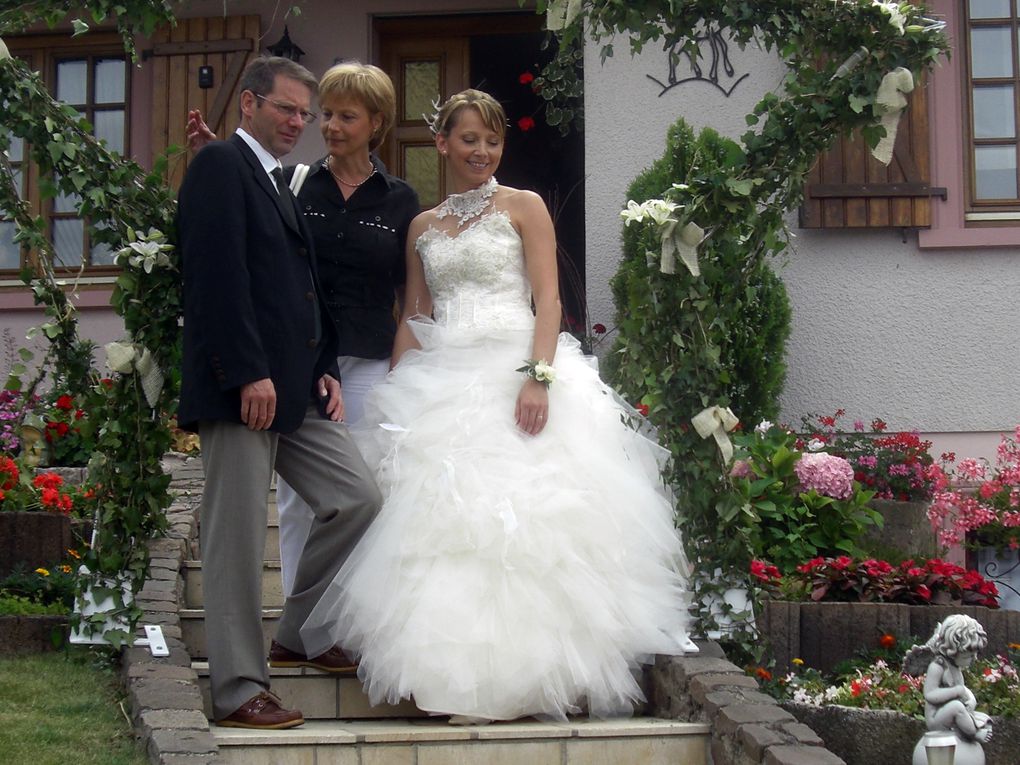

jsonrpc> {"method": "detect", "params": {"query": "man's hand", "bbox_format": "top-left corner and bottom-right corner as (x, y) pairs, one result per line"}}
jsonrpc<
(240, 378), (276, 430)
(318, 374), (345, 422)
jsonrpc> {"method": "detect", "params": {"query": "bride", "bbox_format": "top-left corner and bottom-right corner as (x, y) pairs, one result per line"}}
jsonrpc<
(301, 89), (693, 723)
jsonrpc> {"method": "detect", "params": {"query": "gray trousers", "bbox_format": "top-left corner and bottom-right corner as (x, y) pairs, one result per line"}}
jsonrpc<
(199, 405), (381, 719)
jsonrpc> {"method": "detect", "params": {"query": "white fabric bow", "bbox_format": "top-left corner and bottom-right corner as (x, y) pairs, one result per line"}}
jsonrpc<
(871, 67), (914, 165)
(660, 221), (704, 276)
(546, 0), (582, 30)
(105, 342), (164, 408)
(692, 405), (739, 463)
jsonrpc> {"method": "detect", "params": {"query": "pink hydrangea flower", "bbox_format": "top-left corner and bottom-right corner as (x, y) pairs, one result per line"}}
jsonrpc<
(794, 452), (855, 500)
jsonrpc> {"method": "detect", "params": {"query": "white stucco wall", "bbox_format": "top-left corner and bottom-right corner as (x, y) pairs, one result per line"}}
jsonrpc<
(584, 33), (1019, 454)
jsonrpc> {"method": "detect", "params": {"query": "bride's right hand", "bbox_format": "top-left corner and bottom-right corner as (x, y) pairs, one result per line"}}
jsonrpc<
(186, 109), (217, 153)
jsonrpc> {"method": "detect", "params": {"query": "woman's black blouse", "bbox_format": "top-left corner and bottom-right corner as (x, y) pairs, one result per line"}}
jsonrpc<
(287, 156), (419, 360)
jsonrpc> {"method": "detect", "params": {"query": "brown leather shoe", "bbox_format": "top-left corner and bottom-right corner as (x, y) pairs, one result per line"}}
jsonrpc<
(268, 639), (358, 673)
(216, 691), (304, 729)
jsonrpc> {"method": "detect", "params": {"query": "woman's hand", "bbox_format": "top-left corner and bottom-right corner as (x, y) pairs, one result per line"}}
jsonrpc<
(186, 109), (217, 153)
(515, 379), (549, 436)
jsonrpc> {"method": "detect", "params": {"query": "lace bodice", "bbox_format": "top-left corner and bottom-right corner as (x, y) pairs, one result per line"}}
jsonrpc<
(416, 211), (535, 331)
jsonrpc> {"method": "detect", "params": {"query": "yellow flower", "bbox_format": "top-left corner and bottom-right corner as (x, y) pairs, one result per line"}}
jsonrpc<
(792, 658), (805, 666)
(66, 548), (81, 559)
(60, 565), (72, 574)
(1009, 643), (1020, 651)
(35, 567), (50, 577)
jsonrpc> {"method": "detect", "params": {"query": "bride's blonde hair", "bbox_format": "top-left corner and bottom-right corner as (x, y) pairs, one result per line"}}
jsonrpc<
(432, 89), (506, 139)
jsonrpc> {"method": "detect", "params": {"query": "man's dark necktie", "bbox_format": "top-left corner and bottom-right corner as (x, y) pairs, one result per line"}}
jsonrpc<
(271, 166), (300, 231)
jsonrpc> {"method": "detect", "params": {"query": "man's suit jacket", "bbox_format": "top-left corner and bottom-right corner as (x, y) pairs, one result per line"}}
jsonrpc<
(177, 134), (338, 433)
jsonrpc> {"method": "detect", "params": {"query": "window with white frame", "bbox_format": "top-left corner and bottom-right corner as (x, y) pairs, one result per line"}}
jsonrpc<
(965, 0), (1020, 220)
(1, 35), (128, 272)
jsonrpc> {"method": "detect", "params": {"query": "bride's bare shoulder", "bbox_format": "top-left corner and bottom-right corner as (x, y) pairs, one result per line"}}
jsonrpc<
(410, 208), (440, 236)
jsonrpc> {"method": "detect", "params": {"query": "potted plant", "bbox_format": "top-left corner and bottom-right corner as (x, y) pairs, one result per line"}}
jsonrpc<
(0, 459), (92, 577)
(927, 426), (1020, 610)
(801, 410), (944, 559)
(725, 421), (882, 572)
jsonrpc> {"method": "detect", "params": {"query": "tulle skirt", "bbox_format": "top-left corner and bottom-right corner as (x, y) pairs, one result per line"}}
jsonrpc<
(301, 319), (692, 721)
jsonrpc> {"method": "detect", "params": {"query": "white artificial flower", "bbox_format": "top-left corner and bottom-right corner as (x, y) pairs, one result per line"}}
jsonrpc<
(644, 198), (680, 226)
(533, 360), (556, 384)
(755, 420), (774, 435)
(792, 688), (815, 705)
(807, 438), (826, 452)
(620, 199), (647, 226)
(873, 1), (906, 34)
(824, 686), (840, 701)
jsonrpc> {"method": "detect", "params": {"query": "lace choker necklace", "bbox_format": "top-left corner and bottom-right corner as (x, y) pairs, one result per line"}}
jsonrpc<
(436, 177), (498, 225)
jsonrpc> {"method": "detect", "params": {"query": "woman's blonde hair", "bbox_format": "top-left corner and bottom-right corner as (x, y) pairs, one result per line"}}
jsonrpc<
(318, 61), (396, 150)
(433, 89), (506, 139)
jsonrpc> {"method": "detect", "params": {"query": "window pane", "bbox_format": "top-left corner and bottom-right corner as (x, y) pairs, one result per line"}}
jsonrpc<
(0, 221), (19, 269)
(970, 0), (1010, 18)
(971, 28), (1013, 78)
(4, 133), (23, 162)
(90, 240), (114, 266)
(973, 85), (1016, 138)
(404, 144), (439, 209)
(94, 110), (125, 153)
(403, 61), (440, 122)
(52, 218), (85, 266)
(53, 177), (81, 213)
(56, 59), (88, 104)
(94, 58), (125, 103)
(974, 145), (1018, 199)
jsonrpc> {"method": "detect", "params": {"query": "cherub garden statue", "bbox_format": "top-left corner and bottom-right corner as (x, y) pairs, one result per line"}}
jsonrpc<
(905, 614), (993, 765)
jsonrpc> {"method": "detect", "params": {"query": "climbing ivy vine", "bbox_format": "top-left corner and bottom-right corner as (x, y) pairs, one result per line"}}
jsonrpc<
(1, 1), (181, 645)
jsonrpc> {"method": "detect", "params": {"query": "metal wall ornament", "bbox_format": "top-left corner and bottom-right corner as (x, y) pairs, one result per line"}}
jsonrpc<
(647, 24), (749, 98)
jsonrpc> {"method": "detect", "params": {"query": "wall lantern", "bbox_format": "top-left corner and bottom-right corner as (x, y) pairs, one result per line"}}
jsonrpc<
(267, 26), (305, 63)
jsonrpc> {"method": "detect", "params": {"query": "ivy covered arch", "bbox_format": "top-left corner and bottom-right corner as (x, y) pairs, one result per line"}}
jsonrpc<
(0, 1), (948, 642)
(537, 0), (948, 636)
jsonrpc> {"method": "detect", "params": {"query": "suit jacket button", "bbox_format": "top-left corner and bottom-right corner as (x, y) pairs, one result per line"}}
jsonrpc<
(306, 338), (317, 348)
(297, 247), (308, 257)
(306, 291), (315, 301)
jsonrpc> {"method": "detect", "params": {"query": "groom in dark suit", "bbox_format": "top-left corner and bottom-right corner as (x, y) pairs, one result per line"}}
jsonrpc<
(177, 56), (381, 729)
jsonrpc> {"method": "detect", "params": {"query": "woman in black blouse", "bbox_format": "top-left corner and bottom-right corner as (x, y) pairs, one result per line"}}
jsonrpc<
(187, 61), (418, 596)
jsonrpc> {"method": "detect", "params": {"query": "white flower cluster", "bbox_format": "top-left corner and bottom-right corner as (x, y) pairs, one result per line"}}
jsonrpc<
(619, 195), (705, 277)
(533, 360), (556, 384)
(872, 1), (906, 35)
(114, 228), (174, 273)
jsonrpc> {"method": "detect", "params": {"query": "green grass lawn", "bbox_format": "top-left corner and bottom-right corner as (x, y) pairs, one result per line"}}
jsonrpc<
(0, 647), (147, 765)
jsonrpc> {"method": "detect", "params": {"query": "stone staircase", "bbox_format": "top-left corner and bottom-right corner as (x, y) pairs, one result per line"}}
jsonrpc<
(181, 491), (712, 764)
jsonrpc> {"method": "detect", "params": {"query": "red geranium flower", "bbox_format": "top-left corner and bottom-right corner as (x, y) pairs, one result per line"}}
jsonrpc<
(636, 403), (649, 417)
(517, 116), (536, 132)
(55, 394), (74, 411)
(592, 323), (607, 335)
(879, 633), (896, 650)
(519, 71), (535, 85)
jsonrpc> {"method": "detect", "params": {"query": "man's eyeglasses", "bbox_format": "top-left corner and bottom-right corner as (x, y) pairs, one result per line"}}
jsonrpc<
(253, 93), (317, 125)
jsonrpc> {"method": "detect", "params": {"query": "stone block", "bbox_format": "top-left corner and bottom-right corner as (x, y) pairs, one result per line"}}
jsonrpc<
(716, 703), (796, 735)
(138, 708), (209, 734)
(780, 721), (824, 746)
(738, 723), (788, 761)
(702, 690), (742, 716)
(147, 728), (218, 757)
(126, 663), (198, 682)
(690, 672), (760, 705)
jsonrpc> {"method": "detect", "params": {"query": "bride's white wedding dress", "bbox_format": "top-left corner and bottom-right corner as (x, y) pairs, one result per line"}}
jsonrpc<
(301, 207), (692, 721)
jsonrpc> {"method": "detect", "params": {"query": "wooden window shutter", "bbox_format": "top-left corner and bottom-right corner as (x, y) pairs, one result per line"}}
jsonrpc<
(800, 78), (944, 228)
(148, 15), (260, 189)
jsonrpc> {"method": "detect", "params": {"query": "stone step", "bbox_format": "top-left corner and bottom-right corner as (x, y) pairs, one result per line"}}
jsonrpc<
(192, 519), (280, 562)
(211, 717), (711, 765)
(181, 608), (280, 658)
(183, 560), (284, 609)
(194, 661), (424, 720)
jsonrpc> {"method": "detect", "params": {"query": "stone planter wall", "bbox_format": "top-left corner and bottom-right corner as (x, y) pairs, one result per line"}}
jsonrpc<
(0, 614), (67, 654)
(761, 601), (1020, 674)
(783, 702), (1020, 765)
(0, 510), (72, 576)
(861, 498), (936, 559)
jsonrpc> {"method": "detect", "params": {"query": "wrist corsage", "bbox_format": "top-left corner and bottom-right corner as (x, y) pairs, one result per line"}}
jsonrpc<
(516, 358), (556, 386)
